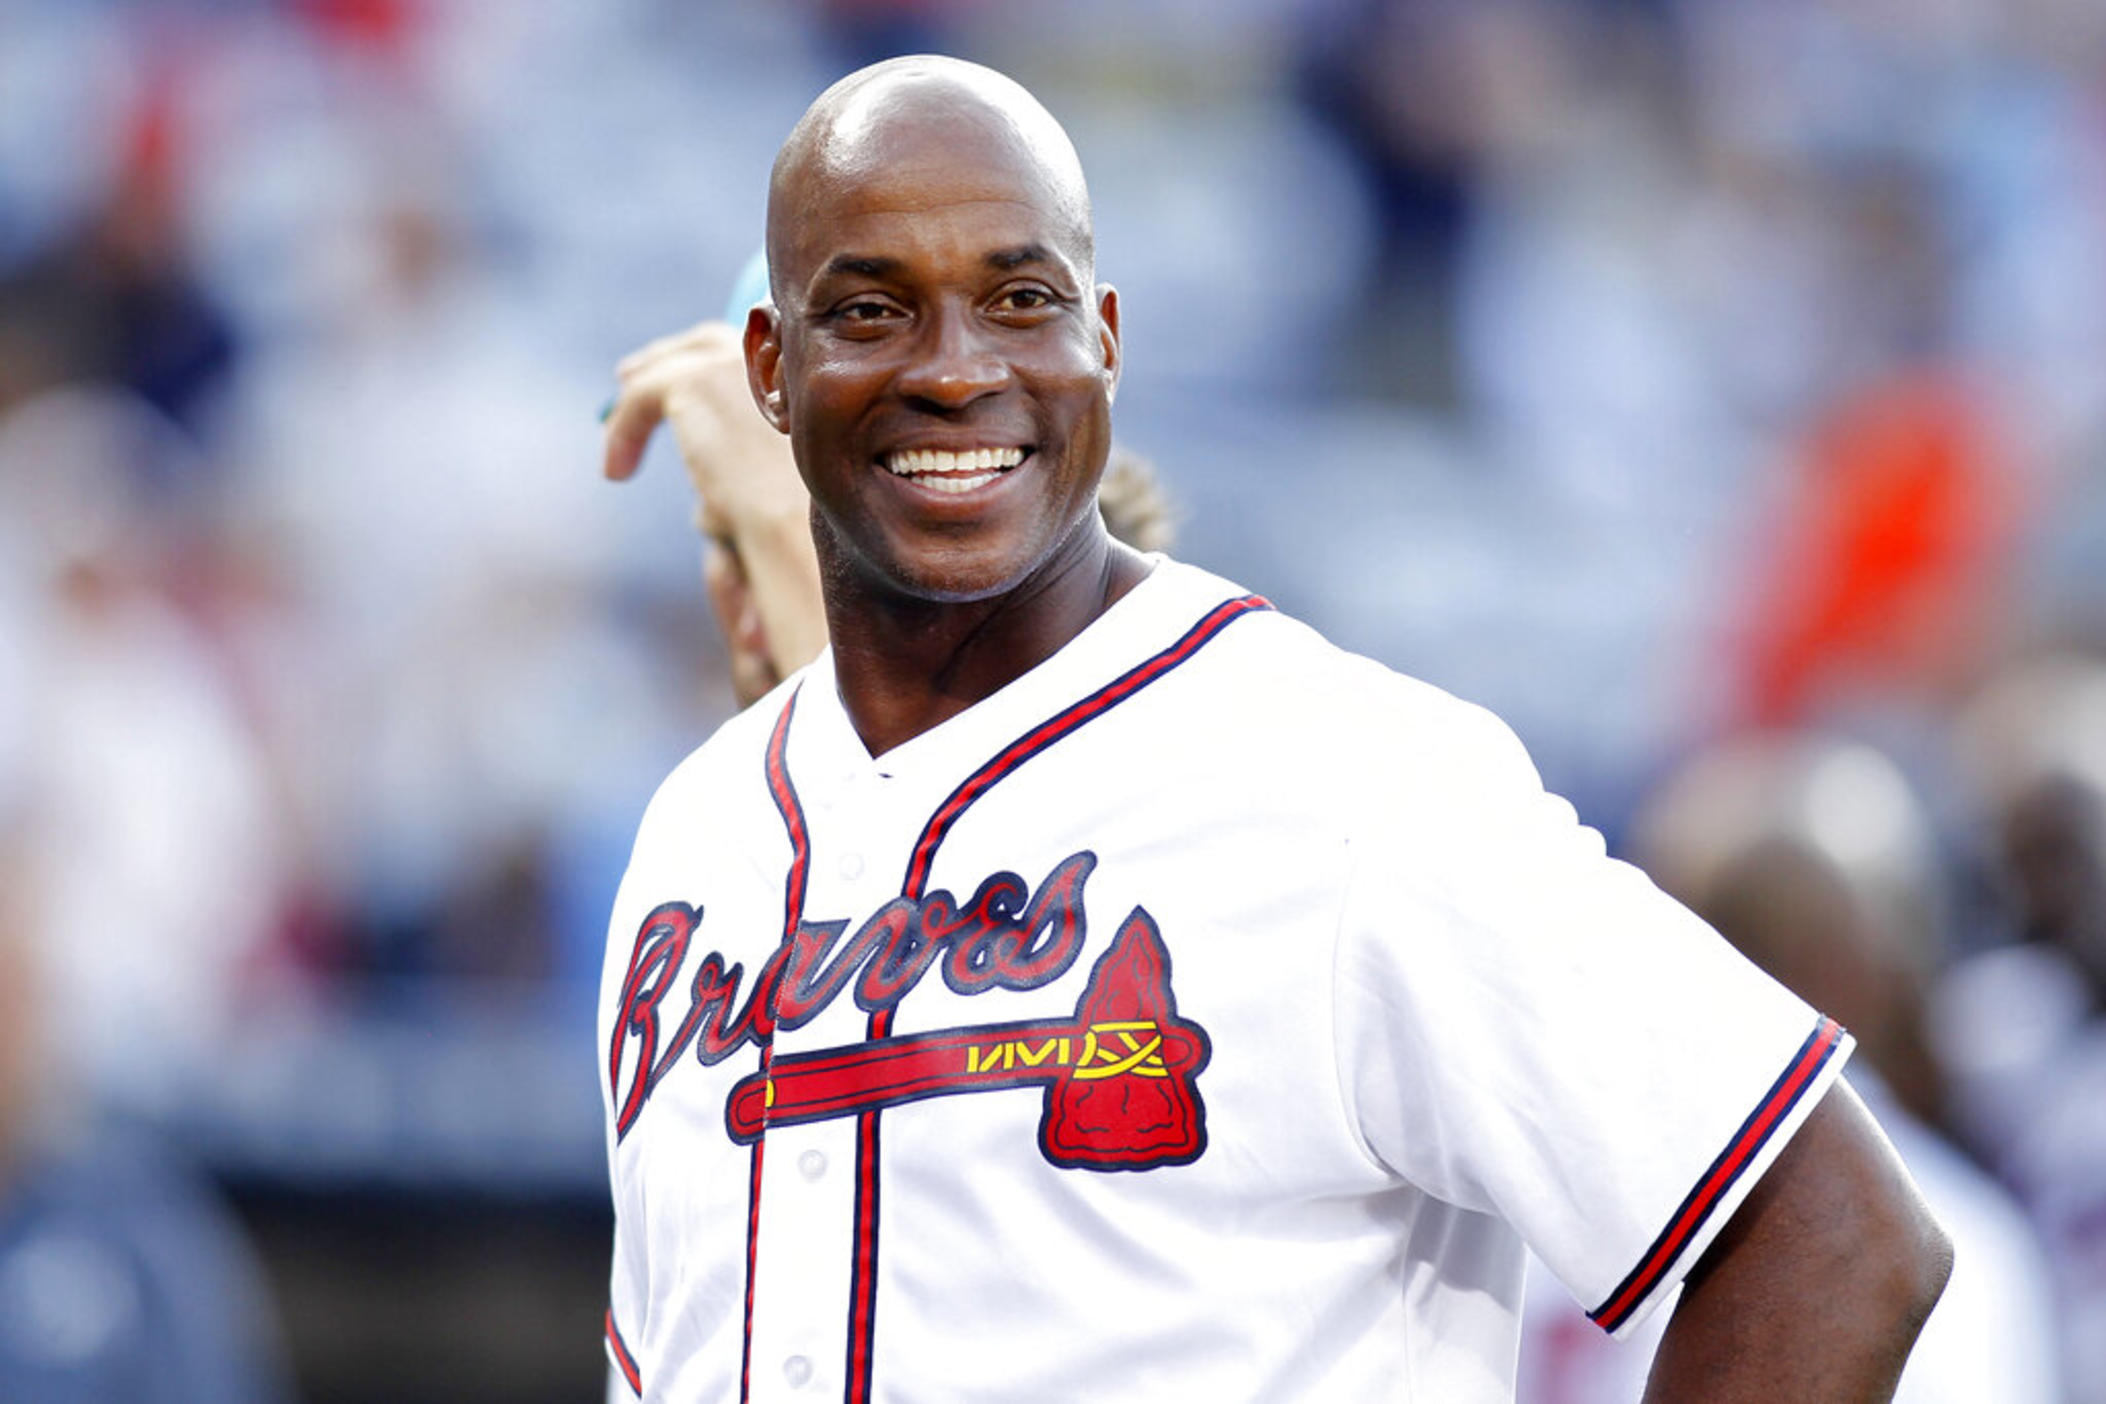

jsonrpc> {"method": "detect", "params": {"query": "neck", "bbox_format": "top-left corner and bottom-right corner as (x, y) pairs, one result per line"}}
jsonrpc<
(825, 528), (1149, 758)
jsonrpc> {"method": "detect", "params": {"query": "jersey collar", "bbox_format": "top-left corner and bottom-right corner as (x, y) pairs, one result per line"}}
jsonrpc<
(790, 556), (1249, 788)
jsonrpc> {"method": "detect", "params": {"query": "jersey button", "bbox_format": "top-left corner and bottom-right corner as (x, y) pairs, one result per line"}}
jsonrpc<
(798, 1149), (826, 1180)
(839, 852), (864, 880)
(784, 1355), (813, 1388)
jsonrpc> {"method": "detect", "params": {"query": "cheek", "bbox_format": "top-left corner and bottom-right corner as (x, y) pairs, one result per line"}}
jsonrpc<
(1059, 380), (1116, 479)
(1022, 342), (1111, 436)
(1033, 323), (1111, 385)
(788, 362), (885, 459)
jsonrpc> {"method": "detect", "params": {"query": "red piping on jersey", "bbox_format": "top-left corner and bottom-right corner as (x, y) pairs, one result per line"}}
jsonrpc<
(740, 1139), (765, 1400)
(901, 594), (1274, 897)
(767, 687), (814, 966)
(842, 592), (1273, 1404)
(746, 688), (810, 1403)
(1588, 1015), (1846, 1334)
(606, 1309), (642, 1395)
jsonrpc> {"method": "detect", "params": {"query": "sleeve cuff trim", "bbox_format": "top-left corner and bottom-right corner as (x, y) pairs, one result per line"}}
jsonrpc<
(1587, 1014), (1847, 1333)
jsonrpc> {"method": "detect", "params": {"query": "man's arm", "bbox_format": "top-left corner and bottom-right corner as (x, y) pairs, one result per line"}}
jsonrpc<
(1645, 1080), (1952, 1401)
(602, 320), (828, 703)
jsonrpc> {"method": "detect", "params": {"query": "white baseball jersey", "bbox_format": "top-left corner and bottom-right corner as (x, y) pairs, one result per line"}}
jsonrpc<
(599, 558), (1852, 1403)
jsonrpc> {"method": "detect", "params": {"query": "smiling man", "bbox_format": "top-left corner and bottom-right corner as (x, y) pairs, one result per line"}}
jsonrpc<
(596, 57), (1949, 1404)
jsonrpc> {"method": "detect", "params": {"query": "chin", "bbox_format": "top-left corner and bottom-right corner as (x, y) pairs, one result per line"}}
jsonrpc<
(825, 500), (1100, 607)
(883, 551), (1042, 605)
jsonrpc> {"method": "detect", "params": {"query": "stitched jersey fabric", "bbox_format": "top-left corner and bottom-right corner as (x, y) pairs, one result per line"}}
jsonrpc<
(600, 558), (1850, 1403)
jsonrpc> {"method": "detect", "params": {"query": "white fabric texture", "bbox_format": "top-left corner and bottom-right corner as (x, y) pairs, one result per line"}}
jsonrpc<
(599, 559), (1848, 1402)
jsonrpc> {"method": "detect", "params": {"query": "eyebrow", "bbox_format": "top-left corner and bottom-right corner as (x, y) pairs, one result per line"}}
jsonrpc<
(986, 244), (1055, 271)
(822, 254), (902, 280)
(817, 245), (1061, 281)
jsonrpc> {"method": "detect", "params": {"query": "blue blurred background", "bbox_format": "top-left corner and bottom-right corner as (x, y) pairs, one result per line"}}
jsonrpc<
(2, 1), (2104, 1401)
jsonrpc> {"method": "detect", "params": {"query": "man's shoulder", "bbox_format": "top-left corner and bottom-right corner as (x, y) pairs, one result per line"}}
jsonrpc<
(1162, 565), (1520, 765)
(1146, 560), (1540, 814)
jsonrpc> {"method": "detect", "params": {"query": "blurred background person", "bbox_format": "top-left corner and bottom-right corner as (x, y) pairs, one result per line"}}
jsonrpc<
(0, 730), (290, 1402)
(0, 385), (286, 1116)
(1937, 655), (2106, 1401)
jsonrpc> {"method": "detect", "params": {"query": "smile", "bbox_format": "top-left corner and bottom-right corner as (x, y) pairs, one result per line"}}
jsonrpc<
(882, 446), (1029, 495)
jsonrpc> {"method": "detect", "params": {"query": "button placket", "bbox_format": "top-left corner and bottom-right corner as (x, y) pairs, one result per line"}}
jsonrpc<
(748, 1123), (853, 1399)
(753, 705), (892, 1399)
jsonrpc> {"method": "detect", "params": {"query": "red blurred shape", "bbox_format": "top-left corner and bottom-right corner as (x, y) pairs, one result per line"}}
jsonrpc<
(1740, 372), (2014, 724)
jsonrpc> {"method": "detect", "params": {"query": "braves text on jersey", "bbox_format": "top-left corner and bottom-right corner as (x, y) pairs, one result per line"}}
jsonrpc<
(598, 559), (1853, 1403)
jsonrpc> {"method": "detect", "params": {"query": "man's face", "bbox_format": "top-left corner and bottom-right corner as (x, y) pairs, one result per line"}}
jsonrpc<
(754, 111), (1119, 604)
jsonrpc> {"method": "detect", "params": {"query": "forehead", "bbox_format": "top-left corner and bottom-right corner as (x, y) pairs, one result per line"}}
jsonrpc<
(775, 95), (1090, 289)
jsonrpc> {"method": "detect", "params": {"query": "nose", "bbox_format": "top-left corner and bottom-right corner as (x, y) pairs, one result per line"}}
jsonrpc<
(895, 301), (1011, 410)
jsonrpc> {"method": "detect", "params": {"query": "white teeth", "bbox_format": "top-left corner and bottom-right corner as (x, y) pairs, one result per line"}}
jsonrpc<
(885, 446), (1026, 477)
(919, 471), (1001, 494)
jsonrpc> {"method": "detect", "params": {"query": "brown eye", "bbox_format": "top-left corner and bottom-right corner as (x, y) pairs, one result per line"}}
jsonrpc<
(991, 285), (1065, 321)
(825, 297), (905, 338)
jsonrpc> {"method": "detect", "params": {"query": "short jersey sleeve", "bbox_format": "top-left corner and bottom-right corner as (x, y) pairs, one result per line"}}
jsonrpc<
(1331, 693), (1852, 1336)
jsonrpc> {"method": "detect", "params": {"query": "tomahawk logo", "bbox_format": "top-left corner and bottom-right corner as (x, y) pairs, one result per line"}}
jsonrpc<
(727, 906), (1211, 1170)
(609, 852), (1210, 1170)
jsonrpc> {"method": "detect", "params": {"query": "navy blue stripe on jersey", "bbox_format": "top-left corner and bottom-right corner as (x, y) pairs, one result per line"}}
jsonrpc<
(1588, 1015), (1847, 1333)
(606, 1309), (642, 1395)
(747, 688), (810, 1402)
(767, 685), (814, 959)
(903, 594), (1273, 898)
(846, 1095), (884, 1400)
(844, 592), (1273, 1404)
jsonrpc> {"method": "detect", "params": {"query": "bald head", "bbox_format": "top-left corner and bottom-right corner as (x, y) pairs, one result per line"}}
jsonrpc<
(767, 57), (1094, 313)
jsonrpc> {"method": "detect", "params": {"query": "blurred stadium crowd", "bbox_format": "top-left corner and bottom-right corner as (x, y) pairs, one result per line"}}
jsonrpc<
(2, 0), (2104, 1400)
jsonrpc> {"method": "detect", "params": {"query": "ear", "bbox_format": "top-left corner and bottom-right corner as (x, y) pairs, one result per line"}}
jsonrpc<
(1095, 283), (1121, 405)
(745, 303), (789, 433)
